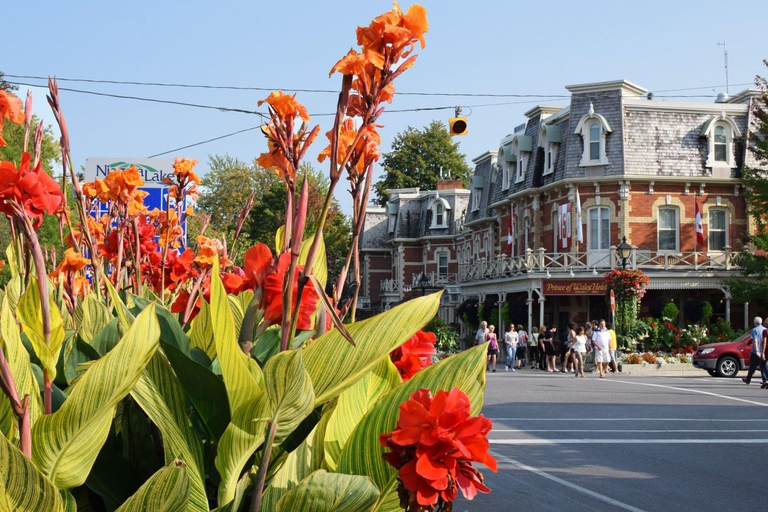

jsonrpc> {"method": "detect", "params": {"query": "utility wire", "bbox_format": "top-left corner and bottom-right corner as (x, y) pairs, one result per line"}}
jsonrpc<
(147, 126), (262, 157)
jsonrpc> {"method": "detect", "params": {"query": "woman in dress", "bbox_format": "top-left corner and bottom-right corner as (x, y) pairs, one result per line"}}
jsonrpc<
(572, 326), (588, 377)
(486, 325), (499, 372)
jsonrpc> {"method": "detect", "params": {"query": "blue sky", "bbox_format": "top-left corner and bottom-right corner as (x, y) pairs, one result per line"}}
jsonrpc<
(4, 0), (766, 215)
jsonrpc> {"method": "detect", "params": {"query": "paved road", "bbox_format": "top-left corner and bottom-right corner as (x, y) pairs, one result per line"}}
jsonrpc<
(459, 367), (768, 512)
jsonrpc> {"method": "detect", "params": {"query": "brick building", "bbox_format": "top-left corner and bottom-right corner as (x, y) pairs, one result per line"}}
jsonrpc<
(360, 79), (763, 335)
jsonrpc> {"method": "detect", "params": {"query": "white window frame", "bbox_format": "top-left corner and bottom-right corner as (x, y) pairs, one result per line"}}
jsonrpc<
(501, 162), (509, 191)
(523, 216), (531, 251)
(574, 105), (611, 167)
(657, 207), (680, 253)
(515, 153), (526, 183)
(388, 214), (396, 233)
(472, 189), (480, 212)
(437, 251), (449, 279)
(587, 207), (611, 252)
(429, 197), (450, 229)
(708, 208), (729, 252)
(704, 117), (740, 170)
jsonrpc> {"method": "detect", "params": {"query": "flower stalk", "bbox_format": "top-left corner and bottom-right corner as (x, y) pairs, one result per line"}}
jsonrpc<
(249, 419), (277, 512)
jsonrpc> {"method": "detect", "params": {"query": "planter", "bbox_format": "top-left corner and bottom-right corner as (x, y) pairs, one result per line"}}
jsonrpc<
(620, 363), (702, 376)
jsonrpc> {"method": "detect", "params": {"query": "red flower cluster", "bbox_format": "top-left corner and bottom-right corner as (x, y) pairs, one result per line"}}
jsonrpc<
(603, 269), (650, 300)
(390, 331), (435, 381)
(0, 152), (64, 228)
(380, 388), (496, 511)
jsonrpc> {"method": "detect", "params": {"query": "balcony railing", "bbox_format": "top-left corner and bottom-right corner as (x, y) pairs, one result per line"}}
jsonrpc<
(380, 272), (459, 294)
(458, 246), (740, 283)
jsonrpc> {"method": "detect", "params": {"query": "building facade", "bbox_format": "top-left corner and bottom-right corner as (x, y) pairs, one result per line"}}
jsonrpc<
(360, 79), (763, 336)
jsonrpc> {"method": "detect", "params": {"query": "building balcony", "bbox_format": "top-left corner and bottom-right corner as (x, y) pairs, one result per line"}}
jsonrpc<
(458, 246), (740, 283)
(380, 272), (459, 295)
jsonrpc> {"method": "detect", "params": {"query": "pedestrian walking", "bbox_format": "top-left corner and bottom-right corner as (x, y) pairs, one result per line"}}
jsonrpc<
(543, 325), (558, 372)
(572, 326), (588, 377)
(475, 321), (488, 347)
(593, 319), (612, 378)
(516, 324), (528, 369)
(561, 323), (576, 373)
(538, 325), (547, 370)
(486, 325), (499, 372)
(529, 326), (540, 369)
(743, 317), (766, 385)
(607, 321), (618, 373)
(504, 324), (518, 372)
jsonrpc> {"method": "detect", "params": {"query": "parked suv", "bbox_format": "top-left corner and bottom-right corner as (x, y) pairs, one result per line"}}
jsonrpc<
(693, 332), (751, 377)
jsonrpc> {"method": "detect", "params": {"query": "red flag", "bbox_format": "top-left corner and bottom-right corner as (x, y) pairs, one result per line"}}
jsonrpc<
(508, 207), (514, 255)
(694, 196), (705, 247)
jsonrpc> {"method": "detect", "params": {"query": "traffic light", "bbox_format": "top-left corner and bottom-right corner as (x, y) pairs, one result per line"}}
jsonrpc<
(449, 117), (468, 136)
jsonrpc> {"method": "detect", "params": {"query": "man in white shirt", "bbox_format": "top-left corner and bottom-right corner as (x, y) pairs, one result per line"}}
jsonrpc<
(742, 317), (766, 385)
(475, 321), (488, 347)
(593, 319), (612, 378)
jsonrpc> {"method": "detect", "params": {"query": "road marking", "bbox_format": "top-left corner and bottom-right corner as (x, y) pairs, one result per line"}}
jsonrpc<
(490, 450), (649, 512)
(603, 379), (768, 407)
(489, 418), (768, 421)
(491, 439), (768, 445)
(491, 429), (768, 433)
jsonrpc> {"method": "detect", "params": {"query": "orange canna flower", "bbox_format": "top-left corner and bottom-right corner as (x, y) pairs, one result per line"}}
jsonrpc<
(173, 157), (201, 184)
(0, 152), (65, 228)
(73, 276), (91, 298)
(0, 259), (5, 273)
(194, 236), (224, 267)
(55, 248), (90, 274)
(257, 90), (309, 123)
(0, 90), (24, 147)
(103, 166), (145, 204)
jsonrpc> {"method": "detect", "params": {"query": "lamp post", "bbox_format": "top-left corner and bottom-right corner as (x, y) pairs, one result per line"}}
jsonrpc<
(418, 272), (430, 297)
(617, 236), (632, 270)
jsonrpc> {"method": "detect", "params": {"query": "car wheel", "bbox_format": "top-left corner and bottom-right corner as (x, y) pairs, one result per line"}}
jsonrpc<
(707, 369), (718, 377)
(716, 356), (739, 378)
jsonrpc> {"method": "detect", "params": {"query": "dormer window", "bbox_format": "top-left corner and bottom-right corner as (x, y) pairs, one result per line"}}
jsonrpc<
(539, 125), (561, 176)
(500, 145), (514, 190)
(516, 154), (526, 183)
(429, 196), (451, 229)
(575, 103), (611, 167)
(511, 134), (532, 184)
(701, 113), (741, 172)
(387, 202), (398, 233)
(471, 175), (483, 212)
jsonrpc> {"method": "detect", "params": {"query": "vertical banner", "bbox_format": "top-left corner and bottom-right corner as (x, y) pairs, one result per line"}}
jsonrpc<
(558, 203), (571, 249)
(575, 189), (583, 244)
(508, 205), (514, 256)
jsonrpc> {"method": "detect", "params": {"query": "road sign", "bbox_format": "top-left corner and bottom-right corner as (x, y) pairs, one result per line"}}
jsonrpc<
(610, 289), (616, 313)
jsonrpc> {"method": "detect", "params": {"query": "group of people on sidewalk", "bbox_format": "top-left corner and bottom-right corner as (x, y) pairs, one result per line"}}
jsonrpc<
(742, 316), (768, 388)
(478, 319), (619, 378)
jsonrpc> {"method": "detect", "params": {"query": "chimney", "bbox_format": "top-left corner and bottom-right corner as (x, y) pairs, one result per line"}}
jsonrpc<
(436, 179), (462, 190)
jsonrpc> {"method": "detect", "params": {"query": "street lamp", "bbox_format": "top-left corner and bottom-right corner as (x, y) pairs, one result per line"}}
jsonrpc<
(617, 236), (632, 270)
(418, 272), (430, 297)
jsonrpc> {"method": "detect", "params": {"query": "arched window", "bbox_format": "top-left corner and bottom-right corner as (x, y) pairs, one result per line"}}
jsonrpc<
(436, 202), (444, 225)
(429, 197), (450, 229)
(714, 125), (727, 162)
(589, 122), (601, 161)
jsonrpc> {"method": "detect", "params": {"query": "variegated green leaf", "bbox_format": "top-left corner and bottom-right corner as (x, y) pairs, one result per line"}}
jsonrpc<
(16, 277), (66, 381)
(0, 394), (13, 440)
(131, 352), (208, 512)
(276, 470), (379, 512)
(103, 277), (135, 331)
(0, 433), (64, 512)
(3, 275), (24, 314)
(324, 357), (400, 471)
(78, 294), (113, 345)
(337, 344), (488, 511)
(32, 304), (161, 489)
(210, 258), (261, 414)
(262, 402), (335, 511)
(216, 349), (314, 505)
(115, 460), (190, 512)
(304, 292), (441, 405)
(0, 298), (43, 430)
(189, 299), (215, 360)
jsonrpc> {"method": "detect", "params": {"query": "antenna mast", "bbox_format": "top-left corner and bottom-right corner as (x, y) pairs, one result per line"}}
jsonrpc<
(717, 41), (729, 94)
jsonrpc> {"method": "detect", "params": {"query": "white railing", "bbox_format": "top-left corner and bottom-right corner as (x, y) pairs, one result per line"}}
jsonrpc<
(458, 246), (740, 283)
(380, 279), (400, 294)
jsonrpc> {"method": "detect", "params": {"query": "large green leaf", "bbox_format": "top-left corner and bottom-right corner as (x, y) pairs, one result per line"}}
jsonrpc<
(189, 300), (215, 360)
(89, 317), (122, 355)
(0, 434), (64, 512)
(77, 294), (113, 345)
(324, 357), (400, 471)
(129, 294), (191, 355)
(0, 298), (43, 435)
(276, 470), (379, 512)
(210, 258), (261, 414)
(63, 336), (101, 385)
(131, 352), (208, 512)
(261, 403), (335, 511)
(32, 304), (161, 489)
(0, 394), (13, 441)
(215, 349), (315, 505)
(303, 292), (441, 405)
(337, 344), (488, 511)
(103, 278), (135, 332)
(115, 460), (191, 512)
(16, 277), (66, 381)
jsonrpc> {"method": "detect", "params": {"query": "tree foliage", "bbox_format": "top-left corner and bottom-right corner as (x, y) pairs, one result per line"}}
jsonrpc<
(374, 120), (471, 205)
(728, 62), (768, 303)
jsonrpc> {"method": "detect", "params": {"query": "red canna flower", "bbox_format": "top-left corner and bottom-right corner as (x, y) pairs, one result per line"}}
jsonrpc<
(390, 331), (435, 381)
(0, 90), (24, 146)
(380, 388), (496, 511)
(262, 253), (319, 331)
(0, 152), (64, 228)
(241, 243), (274, 291)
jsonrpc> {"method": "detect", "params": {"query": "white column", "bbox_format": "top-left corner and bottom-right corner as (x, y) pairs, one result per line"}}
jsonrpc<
(539, 297), (545, 329)
(725, 298), (731, 323)
(744, 302), (749, 331)
(526, 290), (534, 336)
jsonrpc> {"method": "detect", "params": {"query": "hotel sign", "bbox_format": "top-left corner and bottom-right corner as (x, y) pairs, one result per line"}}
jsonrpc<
(543, 280), (606, 296)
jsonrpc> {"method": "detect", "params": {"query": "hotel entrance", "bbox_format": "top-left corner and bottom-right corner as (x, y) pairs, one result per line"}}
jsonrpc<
(541, 279), (609, 330)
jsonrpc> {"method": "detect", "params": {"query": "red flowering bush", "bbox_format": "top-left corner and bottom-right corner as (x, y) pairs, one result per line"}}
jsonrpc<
(642, 352), (658, 364)
(390, 331), (436, 381)
(380, 388), (496, 511)
(603, 269), (649, 301)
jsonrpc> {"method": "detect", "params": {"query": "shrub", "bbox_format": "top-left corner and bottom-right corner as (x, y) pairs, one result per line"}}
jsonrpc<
(661, 302), (680, 323)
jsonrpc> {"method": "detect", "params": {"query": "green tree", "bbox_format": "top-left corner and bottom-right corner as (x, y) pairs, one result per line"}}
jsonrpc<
(374, 120), (471, 205)
(0, 70), (15, 90)
(728, 63), (768, 303)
